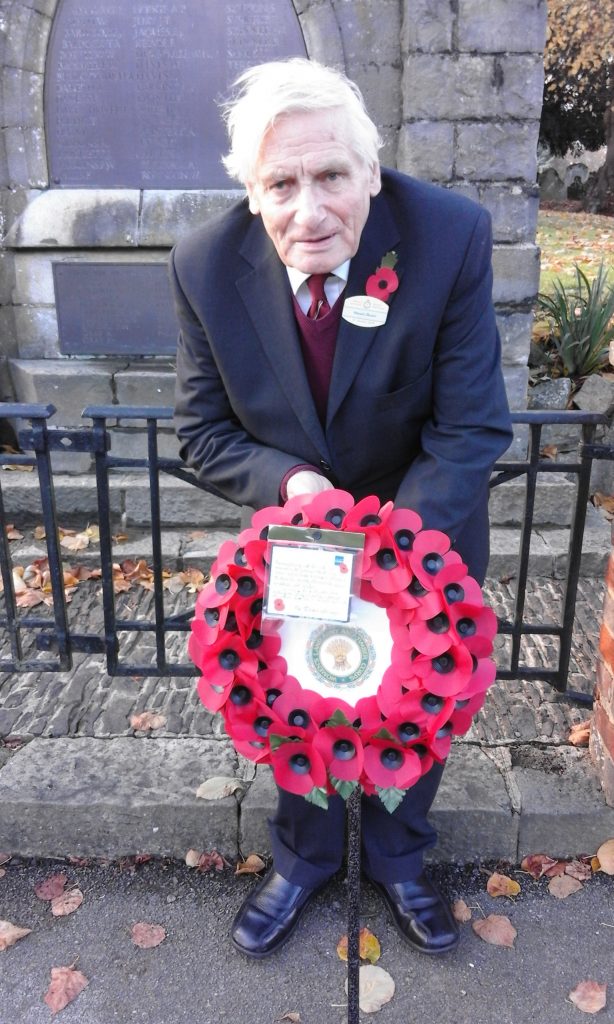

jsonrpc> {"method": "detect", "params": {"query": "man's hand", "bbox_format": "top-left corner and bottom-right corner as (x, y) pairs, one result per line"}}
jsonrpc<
(285, 470), (334, 499)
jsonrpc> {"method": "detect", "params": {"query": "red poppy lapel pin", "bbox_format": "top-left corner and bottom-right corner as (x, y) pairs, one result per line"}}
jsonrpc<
(365, 250), (399, 302)
(342, 250), (400, 328)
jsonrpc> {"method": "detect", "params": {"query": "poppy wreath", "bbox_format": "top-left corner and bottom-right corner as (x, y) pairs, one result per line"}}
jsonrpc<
(188, 490), (497, 814)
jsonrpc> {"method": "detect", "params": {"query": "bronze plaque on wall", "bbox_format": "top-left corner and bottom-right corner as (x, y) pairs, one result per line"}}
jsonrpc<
(53, 263), (178, 355)
(45, 0), (307, 189)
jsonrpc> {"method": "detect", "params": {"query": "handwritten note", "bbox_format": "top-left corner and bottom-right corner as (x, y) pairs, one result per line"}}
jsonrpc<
(265, 544), (355, 623)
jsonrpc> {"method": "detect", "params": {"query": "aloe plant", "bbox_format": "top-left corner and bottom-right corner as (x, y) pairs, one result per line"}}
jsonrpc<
(535, 262), (614, 378)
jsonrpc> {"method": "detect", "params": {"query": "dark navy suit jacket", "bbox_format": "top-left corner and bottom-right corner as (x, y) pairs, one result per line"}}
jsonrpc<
(171, 168), (513, 581)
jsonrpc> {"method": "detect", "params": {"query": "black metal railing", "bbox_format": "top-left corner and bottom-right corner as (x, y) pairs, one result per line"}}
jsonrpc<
(0, 403), (611, 701)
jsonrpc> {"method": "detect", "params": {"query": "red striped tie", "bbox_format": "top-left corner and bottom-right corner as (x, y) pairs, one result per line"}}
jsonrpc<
(307, 274), (331, 319)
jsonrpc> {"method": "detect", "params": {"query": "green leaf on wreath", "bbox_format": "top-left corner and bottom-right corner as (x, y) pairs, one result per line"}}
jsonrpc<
(326, 709), (354, 728)
(376, 785), (406, 814)
(269, 733), (298, 751)
(329, 774), (359, 800)
(305, 786), (329, 810)
(372, 727), (396, 742)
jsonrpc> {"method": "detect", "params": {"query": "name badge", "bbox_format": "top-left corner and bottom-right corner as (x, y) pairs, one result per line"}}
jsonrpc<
(342, 295), (389, 328)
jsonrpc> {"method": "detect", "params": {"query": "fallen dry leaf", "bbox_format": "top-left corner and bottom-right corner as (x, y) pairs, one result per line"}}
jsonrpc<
(452, 899), (472, 923)
(565, 859), (592, 882)
(0, 920), (32, 951)
(5, 524), (24, 540)
(486, 872), (521, 898)
(33, 525), (46, 540)
(276, 1014), (300, 1023)
(344, 964), (394, 1013)
(196, 850), (227, 872)
(0, 854), (11, 866)
(569, 719), (592, 747)
(44, 965), (89, 1015)
(540, 444), (558, 460)
(60, 531), (90, 552)
(130, 711), (167, 731)
(544, 860), (568, 878)
(548, 874), (583, 899)
(0, 869), (5, 879)
(2, 737), (24, 751)
(185, 849), (227, 872)
(15, 589), (45, 609)
(235, 854), (266, 875)
(337, 927), (381, 965)
(592, 492), (614, 517)
(196, 776), (243, 800)
(472, 914), (517, 947)
(568, 979), (607, 1014)
(50, 888), (84, 917)
(35, 874), (67, 901)
(11, 568), (28, 594)
(131, 922), (166, 949)
(596, 838), (614, 875)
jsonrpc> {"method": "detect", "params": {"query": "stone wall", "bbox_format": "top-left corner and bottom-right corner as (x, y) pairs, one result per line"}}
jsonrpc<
(0, 0), (547, 468)
(591, 528), (614, 806)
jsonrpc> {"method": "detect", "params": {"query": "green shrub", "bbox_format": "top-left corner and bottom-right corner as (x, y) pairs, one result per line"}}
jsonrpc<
(535, 262), (614, 378)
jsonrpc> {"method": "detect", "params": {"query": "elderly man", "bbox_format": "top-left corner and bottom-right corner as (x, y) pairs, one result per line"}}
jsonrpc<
(172, 58), (512, 960)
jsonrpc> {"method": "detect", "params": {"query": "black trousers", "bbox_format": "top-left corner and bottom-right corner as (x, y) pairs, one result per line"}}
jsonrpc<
(268, 761), (445, 889)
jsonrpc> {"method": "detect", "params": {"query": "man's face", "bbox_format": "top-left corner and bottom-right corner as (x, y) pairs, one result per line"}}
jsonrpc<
(246, 108), (381, 274)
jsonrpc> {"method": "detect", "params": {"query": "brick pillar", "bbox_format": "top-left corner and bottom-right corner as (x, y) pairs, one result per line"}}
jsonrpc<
(590, 525), (614, 805)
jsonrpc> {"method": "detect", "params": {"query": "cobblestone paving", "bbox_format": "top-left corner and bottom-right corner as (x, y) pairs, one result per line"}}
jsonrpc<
(0, 576), (603, 747)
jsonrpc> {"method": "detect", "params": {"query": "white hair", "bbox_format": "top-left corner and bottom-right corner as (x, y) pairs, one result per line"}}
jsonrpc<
(221, 58), (382, 185)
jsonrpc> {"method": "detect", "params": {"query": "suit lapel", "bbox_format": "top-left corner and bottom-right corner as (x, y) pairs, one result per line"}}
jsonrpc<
(236, 219), (331, 460)
(326, 192), (401, 427)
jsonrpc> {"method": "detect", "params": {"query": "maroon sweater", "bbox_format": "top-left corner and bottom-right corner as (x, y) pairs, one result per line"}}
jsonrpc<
(291, 293), (344, 424)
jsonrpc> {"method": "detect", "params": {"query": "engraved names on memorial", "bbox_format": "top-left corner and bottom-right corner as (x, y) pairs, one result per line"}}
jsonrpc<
(46, 0), (306, 189)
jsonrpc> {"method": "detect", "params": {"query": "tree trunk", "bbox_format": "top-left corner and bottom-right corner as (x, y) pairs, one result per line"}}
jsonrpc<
(588, 102), (614, 214)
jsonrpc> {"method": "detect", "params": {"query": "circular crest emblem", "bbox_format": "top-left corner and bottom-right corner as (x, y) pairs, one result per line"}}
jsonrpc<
(306, 623), (376, 690)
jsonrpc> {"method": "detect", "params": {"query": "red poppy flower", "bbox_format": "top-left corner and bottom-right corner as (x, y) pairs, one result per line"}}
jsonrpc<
(406, 593), (459, 657)
(434, 563), (484, 605)
(271, 686), (319, 738)
(313, 724), (364, 781)
(387, 508), (422, 561)
(358, 578), (393, 608)
(457, 656), (497, 699)
(412, 643), (474, 697)
(448, 602), (497, 658)
(362, 737), (421, 789)
(428, 728), (453, 762)
(365, 267), (399, 302)
(376, 682), (454, 735)
(447, 691), (486, 735)
(222, 677), (267, 729)
(196, 672), (232, 713)
(363, 537), (413, 595)
(298, 488), (356, 529)
(409, 530), (466, 590)
(343, 496), (394, 556)
(310, 695), (359, 728)
(230, 697), (283, 754)
(194, 633), (259, 689)
(270, 735), (327, 795)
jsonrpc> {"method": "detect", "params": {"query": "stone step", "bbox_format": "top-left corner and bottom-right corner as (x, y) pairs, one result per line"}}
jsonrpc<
(0, 469), (585, 529)
(3, 513), (610, 578)
(1, 737), (613, 862)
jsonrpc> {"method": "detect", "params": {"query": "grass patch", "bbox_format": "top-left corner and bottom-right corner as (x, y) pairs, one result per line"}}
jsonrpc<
(537, 208), (614, 294)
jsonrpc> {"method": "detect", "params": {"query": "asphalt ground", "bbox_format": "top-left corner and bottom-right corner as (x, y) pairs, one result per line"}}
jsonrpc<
(0, 857), (612, 1024)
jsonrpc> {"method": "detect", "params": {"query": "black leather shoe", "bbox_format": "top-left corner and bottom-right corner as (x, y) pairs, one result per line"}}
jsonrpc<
(369, 873), (460, 954)
(231, 869), (324, 959)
